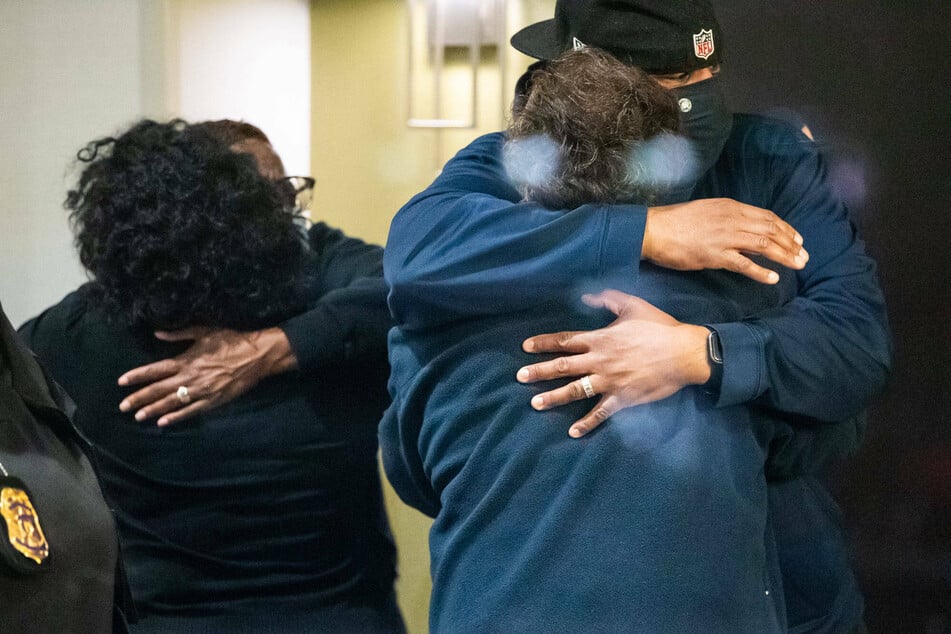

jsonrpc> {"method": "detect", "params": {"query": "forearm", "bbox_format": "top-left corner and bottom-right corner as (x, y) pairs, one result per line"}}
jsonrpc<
(713, 282), (890, 421)
(712, 230), (890, 421)
(710, 128), (891, 421)
(283, 224), (391, 372)
(251, 326), (298, 376)
(678, 323), (714, 387)
(281, 277), (391, 371)
(386, 134), (647, 329)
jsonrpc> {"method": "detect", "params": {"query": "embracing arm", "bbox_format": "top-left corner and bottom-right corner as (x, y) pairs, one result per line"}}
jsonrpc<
(387, 133), (805, 330)
(712, 128), (891, 421)
(118, 222), (391, 425)
(282, 222), (391, 369)
(520, 124), (890, 447)
(385, 134), (646, 328)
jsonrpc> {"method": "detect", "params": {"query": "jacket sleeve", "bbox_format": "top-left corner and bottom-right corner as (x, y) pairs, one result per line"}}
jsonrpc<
(280, 222), (392, 372)
(385, 133), (648, 330)
(711, 125), (891, 422)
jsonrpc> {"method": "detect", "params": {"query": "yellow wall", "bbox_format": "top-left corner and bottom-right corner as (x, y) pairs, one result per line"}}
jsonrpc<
(311, 0), (554, 244)
(311, 2), (553, 631)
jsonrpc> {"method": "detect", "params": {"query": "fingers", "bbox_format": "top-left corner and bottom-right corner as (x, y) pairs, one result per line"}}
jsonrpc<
(522, 330), (589, 354)
(118, 359), (180, 387)
(734, 201), (802, 246)
(584, 291), (680, 325)
(716, 210), (810, 283)
(524, 375), (616, 438)
(720, 236), (808, 284)
(120, 378), (192, 420)
(123, 381), (215, 424)
(707, 200), (807, 281)
(528, 375), (597, 411)
(733, 228), (809, 271)
(569, 396), (618, 438)
(157, 400), (210, 427)
(517, 351), (590, 383)
(119, 371), (207, 418)
(580, 289), (631, 314)
(722, 251), (781, 285)
(128, 390), (190, 422)
(733, 205), (809, 268)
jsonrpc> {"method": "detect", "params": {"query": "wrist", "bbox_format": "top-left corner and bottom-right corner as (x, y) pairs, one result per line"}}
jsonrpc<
(642, 207), (658, 262)
(680, 324), (713, 386)
(257, 327), (298, 375)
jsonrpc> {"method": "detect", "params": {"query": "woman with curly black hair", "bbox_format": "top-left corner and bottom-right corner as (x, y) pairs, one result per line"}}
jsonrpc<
(67, 118), (308, 332)
(20, 119), (404, 633)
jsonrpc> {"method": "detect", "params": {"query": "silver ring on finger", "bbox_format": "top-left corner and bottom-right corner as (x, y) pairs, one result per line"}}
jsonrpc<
(176, 385), (192, 405)
(580, 375), (595, 399)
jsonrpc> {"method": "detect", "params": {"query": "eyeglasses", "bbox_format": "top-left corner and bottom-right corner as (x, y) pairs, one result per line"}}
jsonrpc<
(275, 176), (315, 225)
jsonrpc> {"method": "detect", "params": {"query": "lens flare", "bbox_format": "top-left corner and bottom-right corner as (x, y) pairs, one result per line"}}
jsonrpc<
(503, 134), (560, 193)
(627, 133), (699, 190)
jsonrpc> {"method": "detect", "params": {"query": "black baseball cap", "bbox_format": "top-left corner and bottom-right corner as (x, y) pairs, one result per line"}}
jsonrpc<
(510, 0), (723, 75)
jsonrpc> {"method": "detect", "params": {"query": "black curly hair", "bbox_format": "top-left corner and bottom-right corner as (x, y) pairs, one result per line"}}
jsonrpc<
(67, 119), (308, 331)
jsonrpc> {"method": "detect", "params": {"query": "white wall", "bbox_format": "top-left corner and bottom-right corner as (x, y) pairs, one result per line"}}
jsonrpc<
(0, 0), (312, 326)
(0, 0), (166, 326)
(173, 0), (311, 175)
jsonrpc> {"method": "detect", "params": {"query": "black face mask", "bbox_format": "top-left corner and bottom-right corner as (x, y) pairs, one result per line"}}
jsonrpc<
(670, 75), (733, 179)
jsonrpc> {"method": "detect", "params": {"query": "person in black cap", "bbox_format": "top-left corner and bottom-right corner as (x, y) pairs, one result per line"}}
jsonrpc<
(511, 0), (725, 73)
(379, 0), (889, 632)
(508, 3), (886, 633)
(510, 0), (730, 195)
(508, 43), (876, 634)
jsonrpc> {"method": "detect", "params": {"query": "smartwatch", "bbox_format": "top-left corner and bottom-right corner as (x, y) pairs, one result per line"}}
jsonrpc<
(702, 326), (723, 395)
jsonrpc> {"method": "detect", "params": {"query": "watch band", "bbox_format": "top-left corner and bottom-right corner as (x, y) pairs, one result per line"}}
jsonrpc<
(706, 327), (723, 364)
(702, 326), (723, 395)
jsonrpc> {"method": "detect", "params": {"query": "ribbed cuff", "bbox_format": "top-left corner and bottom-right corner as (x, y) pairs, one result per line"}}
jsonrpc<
(708, 321), (767, 408)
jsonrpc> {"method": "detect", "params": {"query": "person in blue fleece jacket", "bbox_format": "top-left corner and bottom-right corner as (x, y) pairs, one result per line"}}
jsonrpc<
(380, 2), (890, 632)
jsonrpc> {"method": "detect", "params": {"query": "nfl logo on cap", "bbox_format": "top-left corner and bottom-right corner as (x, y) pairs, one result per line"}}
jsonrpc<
(693, 29), (715, 59)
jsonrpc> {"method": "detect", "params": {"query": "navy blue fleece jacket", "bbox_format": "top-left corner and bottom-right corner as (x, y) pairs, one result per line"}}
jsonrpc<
(381, 116), (889, 632)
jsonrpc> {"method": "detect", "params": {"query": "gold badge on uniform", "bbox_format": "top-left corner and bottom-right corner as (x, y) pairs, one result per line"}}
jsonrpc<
(0, 478), (51, 574)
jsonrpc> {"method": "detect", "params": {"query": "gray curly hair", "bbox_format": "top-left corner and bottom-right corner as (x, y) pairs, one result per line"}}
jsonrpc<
(504, 47), (681, 209)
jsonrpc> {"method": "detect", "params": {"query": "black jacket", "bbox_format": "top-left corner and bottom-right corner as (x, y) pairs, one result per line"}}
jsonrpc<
(1, 299), (131, 632)
(20, 224), (401, 633)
